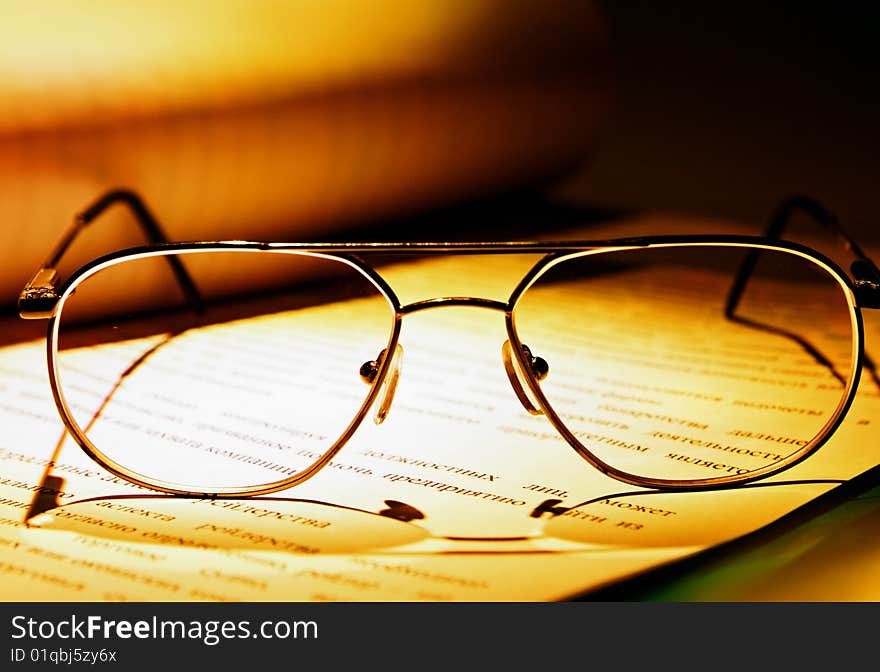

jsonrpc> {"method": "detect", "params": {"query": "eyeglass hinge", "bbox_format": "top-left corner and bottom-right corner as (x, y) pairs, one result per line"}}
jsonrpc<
(18, 268), (59, 319)
(854, 280), (880, 309)
(851, 260), (880, 309)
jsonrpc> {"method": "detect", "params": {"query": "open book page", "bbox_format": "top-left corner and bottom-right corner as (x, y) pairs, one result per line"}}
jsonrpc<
(0, 242), (877, 601)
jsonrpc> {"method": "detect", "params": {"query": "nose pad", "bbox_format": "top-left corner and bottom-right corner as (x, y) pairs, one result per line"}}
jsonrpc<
(502, 341), (548, 416)
(359, 344), (404, 425)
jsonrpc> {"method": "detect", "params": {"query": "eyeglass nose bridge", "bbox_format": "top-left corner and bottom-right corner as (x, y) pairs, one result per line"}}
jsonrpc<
(397, 296), (550, 417)
(360, 298), (505, 424)
(399, 296), (509, 314)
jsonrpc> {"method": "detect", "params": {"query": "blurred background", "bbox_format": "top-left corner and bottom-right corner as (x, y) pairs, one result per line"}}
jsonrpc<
(558, 2), (879, 235)
(0, 0), (610, 309)
(1, 1), (877, 310)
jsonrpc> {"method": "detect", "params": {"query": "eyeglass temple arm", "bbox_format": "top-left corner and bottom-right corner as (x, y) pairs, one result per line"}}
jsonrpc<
(19, 189), (204, 319)
(725, 194), (880, 315)
(724, 194), (880, 389)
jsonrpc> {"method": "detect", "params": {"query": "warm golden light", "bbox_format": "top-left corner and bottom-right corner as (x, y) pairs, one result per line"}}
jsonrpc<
(0, 1), (612, 309)
(1, 249), (877, 600)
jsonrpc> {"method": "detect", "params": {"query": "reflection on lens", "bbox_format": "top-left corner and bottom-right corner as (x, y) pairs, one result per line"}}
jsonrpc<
(54, 250), (395, 492)
(512, 245), (856, 484)
(543, 482), (836, 548)
(29, 497), (428, 553)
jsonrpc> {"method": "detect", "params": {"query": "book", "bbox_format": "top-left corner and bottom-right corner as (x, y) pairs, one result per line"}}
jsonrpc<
(578, 463), (880, 601)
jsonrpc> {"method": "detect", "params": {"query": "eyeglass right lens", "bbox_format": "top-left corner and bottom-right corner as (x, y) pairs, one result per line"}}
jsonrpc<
(54, 250), (396, 493)
(511, 244), (857, 484)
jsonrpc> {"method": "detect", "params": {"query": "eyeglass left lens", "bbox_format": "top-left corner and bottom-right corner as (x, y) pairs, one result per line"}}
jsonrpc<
(53, 250), (396, 493)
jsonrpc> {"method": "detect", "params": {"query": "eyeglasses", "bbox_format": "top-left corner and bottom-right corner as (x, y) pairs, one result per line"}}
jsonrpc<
(18, 190), (880, 498)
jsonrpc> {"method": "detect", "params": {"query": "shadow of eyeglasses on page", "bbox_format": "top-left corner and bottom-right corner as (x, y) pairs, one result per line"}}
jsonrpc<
(26, 494), (429, 554)
(23, 478), (850, 556)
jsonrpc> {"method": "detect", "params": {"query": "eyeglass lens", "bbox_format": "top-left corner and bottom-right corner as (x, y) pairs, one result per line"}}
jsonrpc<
(54, 250), (397, 491)
(511, 245), (855, 483)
